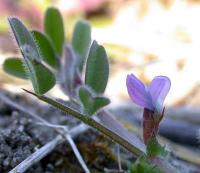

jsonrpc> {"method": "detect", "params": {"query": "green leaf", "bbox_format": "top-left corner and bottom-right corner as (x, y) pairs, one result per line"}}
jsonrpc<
(8, 17), (41, 62)
(3, 58), (28, 79)
(129, 157), (164, 173)
(44, 7), (65, 56)
(146, 137), (168, 158)
(79, 86), (110, 116)
(72, 20), (91, 71)
(8, 17), (56, 95)
(32, 30), (58, 68)
(85, 41), (109, 94)
(23, 58), (56, 95)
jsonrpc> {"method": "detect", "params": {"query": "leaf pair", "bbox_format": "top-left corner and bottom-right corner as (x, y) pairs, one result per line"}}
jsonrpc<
(4, 8), (66, 95)
(78, 86), (110, 116)
(7, 17), (56, 95)
(31, 7), (65, 69)
(4, 7), (109, 99)
(71, 20), (110, 95)
(58, 19), (91, 96)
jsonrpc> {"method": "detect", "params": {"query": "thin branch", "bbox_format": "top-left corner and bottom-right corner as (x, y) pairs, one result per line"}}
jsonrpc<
(34, 122), (69, 130)
(8, 123), (90, 173)
(0, 93), (90, 173)
(117, 145), (122, 171)
(66, 134), (90, 173)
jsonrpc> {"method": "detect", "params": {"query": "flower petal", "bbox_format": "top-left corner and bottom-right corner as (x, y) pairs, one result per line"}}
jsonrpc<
(148, 76), (171, 111)
(126, 74), (153, 110)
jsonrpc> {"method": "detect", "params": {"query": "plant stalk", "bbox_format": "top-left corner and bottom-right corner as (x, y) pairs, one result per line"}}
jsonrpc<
(23, 89), (144, 157)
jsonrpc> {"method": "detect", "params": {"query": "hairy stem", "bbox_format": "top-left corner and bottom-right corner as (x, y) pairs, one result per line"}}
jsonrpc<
(23, 90), (181, 173)
(23, 89), (144, 157)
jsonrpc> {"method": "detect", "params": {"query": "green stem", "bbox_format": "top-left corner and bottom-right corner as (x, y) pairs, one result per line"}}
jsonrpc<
(23, 89), (144, 157)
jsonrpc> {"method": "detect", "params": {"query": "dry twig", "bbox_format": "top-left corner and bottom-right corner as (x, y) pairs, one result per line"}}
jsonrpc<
(0, 93), (90, 173)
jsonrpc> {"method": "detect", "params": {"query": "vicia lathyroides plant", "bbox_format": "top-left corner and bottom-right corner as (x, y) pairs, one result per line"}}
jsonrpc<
(3, 7), (181, 172)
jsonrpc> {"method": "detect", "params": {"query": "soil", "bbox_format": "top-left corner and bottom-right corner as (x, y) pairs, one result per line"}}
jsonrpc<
(0, 90), (130, 173)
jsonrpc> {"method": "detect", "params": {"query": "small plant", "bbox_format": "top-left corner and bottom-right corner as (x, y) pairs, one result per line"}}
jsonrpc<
(3, 7), (179, 173)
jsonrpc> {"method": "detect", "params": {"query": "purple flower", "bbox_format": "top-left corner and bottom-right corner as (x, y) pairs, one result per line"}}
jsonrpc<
(126, 74), (171, 113)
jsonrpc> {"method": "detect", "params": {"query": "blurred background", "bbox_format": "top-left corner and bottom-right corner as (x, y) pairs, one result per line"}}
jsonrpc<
(1, 1), (200, 170)
(1, 0), (200, 107)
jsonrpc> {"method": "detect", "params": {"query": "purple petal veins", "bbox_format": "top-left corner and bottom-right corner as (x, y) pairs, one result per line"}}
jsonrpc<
(126, 74), (171, 112)
(126, 74), (154, 110)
